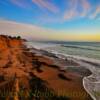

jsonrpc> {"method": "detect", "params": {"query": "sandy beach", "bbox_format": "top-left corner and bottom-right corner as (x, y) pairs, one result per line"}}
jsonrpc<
(0, 35), (93, 100)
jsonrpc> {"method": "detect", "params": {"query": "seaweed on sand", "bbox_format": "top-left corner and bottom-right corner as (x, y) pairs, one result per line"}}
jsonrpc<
(28, 72), (70, 100)
(58, 73), (72, 81)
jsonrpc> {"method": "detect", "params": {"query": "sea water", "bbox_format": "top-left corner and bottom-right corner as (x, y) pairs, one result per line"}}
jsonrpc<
(26, 41), (100, 100)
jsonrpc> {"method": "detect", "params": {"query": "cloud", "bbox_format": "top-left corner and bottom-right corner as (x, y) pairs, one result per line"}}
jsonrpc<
(0, 20), (100, 41)
(10, 0), (31, 8)
(80, 0), (91, 17)
(89, 5), (100, 19)
(0, 19), (58, 40)
(32, 0), (59, 13)
(63, 0), (91, 21)
(10, 0), (59, 13)
(2, 0), (100, 23)
(63, 0), (78, 20)
(31, 0), (99, 21)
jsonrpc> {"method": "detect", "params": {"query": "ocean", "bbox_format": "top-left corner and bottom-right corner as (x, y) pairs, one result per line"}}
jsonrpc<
(26, 41), (100, 100)
(26, 41), (100, 60)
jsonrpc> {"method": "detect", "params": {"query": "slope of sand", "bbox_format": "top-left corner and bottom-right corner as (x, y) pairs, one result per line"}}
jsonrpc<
(0, 35), (92, 100)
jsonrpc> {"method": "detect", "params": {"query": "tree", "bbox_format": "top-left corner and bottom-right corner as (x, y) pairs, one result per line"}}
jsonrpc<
(17, 36), (21, 39)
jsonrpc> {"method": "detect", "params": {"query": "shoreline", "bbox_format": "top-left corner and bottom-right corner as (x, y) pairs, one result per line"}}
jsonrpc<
(43, 50), (100, 100)
(27, 43), (100, 100)
(0, 35), (97, 100)
(47, 52), (100, 100)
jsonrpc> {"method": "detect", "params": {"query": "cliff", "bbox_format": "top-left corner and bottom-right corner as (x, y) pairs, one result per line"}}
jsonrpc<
(0, 35), (92, 100)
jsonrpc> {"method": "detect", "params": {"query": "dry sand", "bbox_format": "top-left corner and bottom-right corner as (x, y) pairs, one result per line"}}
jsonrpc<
(0, 35), (92, 100)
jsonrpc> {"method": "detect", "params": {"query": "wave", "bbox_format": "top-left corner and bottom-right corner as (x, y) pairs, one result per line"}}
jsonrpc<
(26, 42), (100, 100)
(46, 50), (100, 100)
(25, 41), (58, 49)
(61, 45), (100, 52)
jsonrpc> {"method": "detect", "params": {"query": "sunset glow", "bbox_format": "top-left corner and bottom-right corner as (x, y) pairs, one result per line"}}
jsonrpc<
(0, 0), (100, 41)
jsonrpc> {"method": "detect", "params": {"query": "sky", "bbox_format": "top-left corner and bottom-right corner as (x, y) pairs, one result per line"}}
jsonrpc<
(0, 0), (100, 41)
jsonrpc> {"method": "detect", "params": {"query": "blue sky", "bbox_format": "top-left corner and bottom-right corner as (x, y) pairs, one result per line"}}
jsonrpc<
(0, 0), (100, 41)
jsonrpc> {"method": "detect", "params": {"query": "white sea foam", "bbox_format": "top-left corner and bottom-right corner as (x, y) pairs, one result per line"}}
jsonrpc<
(25, 41), (58, 49)
(47, 51), (100, 100)
(26, 41), (100, 100)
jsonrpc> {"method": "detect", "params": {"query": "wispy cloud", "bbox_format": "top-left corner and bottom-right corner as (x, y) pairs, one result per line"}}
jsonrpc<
(4, 0), (100, 22)
(80, 0), (91, 17)
(10, 0), (59, 13)
(10, 0), (31, 8)
(0, 19), (57, 40)
(63, 0), (91, 21)
(32, 0), (59, 13)
(0, 19), (100, 41)
(89, 5), (100, 19)
(63, 0), (78, 21)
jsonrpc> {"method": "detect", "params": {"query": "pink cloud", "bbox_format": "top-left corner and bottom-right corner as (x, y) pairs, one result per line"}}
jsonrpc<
(63, 0), (91, 21)
(80, 0), (91, 17)
(10, 0), (30, 8)
(89, 5), (100, 19)
(63, 0), (78, 20)
(10, 0), (100, 22)
(32, 0), (59, 13)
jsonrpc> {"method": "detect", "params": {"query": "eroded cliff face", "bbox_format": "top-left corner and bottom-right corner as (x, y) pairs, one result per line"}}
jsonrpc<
(0, 35), (32, 77)
(0, 35), (32, 100)
(0, 35), (92, 100)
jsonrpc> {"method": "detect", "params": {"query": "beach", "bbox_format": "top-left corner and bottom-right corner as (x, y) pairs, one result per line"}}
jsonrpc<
(0, 35), (98, 100)
(0, 0), (100, 100)
(26, 41), (100, 100)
